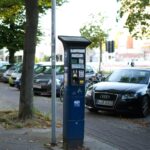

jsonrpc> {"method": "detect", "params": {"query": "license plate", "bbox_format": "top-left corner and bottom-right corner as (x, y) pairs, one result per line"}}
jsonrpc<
(96, 100), (113, 106)
(33, 84), (41, 89)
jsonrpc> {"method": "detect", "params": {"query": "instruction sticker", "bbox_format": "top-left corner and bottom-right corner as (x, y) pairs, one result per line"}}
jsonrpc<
(70, 49), (85, 53)
(79, 59), (84, 64)
(72, 64), (84, 69)
(71, 54), (83, 58)
(79, 70), (84, 77)
(74, 100), (80, 107)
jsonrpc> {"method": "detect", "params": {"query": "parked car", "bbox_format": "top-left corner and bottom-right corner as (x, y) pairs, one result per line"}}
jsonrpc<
(0, 64), (13, 80)
(0, 61), (9, 68)
(85, 68), (150, 117)
(1, 64), (21, 83)
(85, 64), (97, 80)
(33, 64), (64, 96)
(15, 63), (53, 89)
(8, 64), (22, 86)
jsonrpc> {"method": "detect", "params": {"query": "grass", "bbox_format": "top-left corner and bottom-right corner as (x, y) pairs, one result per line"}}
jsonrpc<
(0, 110), (62, 129)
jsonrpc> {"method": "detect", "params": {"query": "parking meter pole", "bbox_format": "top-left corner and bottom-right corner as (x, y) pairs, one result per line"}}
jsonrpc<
(58, 36), (91, 150)
(51, 0), (56, 145)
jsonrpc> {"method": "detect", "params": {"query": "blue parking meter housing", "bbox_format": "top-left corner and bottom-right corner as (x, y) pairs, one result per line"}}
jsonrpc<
(58, 36), (91, 149)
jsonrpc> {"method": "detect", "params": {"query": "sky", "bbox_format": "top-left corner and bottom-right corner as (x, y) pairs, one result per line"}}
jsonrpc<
(37, 0), (119, 56)
(40, 0), (118, 35)
(56, 0), (118, 36)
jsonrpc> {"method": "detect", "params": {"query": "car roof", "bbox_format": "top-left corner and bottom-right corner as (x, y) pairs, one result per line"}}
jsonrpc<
(118, 67), (150, 72)
(36, 61), (64, 66)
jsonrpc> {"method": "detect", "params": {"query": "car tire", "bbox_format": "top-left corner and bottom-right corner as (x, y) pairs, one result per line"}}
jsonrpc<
(140, 96), (149, 117)
(9, 83), (14, 87)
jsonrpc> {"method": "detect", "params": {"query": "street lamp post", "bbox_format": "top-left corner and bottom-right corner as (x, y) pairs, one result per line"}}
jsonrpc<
(51, 0), (56, 145)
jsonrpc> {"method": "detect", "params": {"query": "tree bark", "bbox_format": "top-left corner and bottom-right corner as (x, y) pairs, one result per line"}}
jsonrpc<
(18, 0), (38, 120)
(99, 41), (102, 72)
(9, 50), (15, 64)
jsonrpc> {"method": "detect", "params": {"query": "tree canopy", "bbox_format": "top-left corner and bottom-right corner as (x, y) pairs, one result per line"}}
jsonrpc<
(0, 0), (66, 63)
(0, 0), (66, 120)
(80, 13), (108, 49)
(80, 13), (108, 71)
(0, 9), (25, 63)
(118, 0), (150, 39)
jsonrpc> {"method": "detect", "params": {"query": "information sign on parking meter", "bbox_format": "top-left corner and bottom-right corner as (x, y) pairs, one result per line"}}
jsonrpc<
(58, 36), (91, 150)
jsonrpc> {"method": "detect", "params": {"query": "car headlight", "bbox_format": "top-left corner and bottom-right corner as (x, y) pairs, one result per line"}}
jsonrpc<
(85, 87), (93, 97)
(16, 76), (21, 81)
(121, 93), (137, 101)
(56, 79), (61, 86)
(48, 79), (61, 86)
(48, 79), (51, 85)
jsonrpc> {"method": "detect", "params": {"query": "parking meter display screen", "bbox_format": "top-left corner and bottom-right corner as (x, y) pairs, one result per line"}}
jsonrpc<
(71, 58), (78, 64)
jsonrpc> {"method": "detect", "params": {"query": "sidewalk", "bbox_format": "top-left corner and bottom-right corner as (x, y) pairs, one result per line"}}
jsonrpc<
(0, 127), (118, 150)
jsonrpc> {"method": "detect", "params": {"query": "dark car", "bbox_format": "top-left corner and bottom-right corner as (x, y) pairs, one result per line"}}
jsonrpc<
(33, 63), (96, 96)
(33, 64), (64, 96)
(15, 63), (51, 89)
(85, 68), (150, 117)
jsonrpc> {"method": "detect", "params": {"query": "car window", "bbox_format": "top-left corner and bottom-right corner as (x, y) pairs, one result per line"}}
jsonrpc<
(43, 66), (52, 74)
(107, 69), (150, 84)
(86, 65), (94, 74)
(0, 65), (7, 70)
(9, 65), (16, 70)
(56, 65), (64, 74)
(14, 65), (22, 73)
(42, 65), (64, 74)
(34, 65), (47, 74)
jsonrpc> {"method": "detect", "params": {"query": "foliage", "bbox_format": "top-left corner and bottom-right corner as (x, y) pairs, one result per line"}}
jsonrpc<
(0, 9), (25, 63)
(118, 0), (150, 39)
(0, 0), (66, 18)
(0, 0), (66, 119)
(0, 1), (24, 22)
(0, 0), (66, 63)
(80, 13), (109, 72)
(0, 8), (42, 63)
(80, 13), (108, 49)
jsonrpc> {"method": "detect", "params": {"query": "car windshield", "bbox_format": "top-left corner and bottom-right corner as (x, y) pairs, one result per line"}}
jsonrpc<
(14, 65), (22, 73)
(42, 65), (64, 74)
(43, 66), (52, 74)
(0, 65), (8, 70)
(107, 69), (150, 84)
(56, 65), (64, 74)
(34, 65), (49, 74)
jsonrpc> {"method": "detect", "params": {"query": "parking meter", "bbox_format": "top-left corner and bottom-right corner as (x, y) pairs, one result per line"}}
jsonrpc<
(58, 36), (91, 149)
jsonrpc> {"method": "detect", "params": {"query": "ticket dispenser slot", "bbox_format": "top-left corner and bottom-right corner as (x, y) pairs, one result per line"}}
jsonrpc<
(58, 36), (91, 150)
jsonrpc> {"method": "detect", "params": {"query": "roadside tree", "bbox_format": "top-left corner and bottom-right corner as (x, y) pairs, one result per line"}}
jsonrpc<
(118, 0), (150, 39)
(80, 13), (108, 72)
(0, 0), (66, 120)
(0, 10), (25, 63)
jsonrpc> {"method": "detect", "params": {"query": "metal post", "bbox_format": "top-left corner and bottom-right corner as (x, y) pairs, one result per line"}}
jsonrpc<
(51, 0), (56, 145)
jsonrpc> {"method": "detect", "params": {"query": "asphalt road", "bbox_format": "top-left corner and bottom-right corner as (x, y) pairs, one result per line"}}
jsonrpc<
(0, 82), (150, 150)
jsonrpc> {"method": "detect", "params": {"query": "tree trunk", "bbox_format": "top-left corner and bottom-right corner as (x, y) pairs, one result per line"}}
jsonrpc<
(99, 41), (102, 72)
(9, 50), (15, 64)
(18, 0), (38, 120)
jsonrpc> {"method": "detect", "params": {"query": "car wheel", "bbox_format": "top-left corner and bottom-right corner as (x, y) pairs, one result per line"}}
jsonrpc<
(140, 96), (149, 117)
(9, 83), (14, 87)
